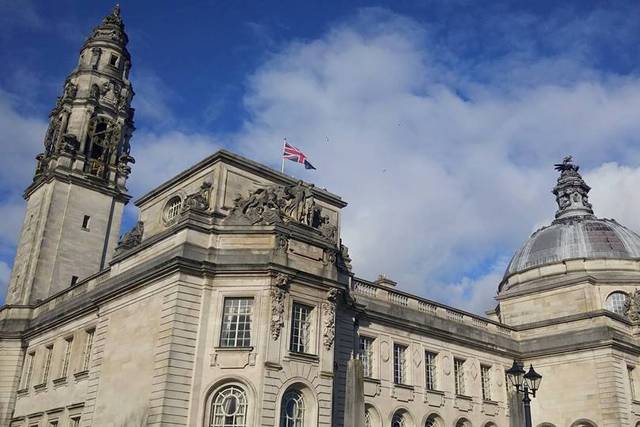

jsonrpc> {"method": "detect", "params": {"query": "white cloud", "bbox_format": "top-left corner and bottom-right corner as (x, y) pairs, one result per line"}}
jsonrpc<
(586, 163), (640, 233)
(231, 10), (640, 313)
(3, 8), (640, 316)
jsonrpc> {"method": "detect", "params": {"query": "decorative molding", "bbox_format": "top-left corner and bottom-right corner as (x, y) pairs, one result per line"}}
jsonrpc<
(270, 273), (290, 340)
(322, 289), (339, 350)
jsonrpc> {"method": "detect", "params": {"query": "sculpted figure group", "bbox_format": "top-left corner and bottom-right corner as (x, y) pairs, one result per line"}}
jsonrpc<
(225, 181), (337, 242)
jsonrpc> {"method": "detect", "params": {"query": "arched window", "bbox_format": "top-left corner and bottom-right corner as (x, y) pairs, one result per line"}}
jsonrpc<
(605, 291), (627, 316)
(364, 404), (379, 427)
(425, 414), (443, 427)
(280, 390), (305, 427)
(209, 385), (247, 427)
(392, 411), (406, 427)
(570, 420), (597, 427)
(455, 419), (472, 427)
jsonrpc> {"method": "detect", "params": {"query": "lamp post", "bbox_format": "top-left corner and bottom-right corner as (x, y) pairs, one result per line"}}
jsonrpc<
(506, 360), (542, 427)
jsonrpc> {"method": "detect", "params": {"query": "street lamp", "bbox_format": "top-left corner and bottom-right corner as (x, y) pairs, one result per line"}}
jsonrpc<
(506, 360), (542, 427)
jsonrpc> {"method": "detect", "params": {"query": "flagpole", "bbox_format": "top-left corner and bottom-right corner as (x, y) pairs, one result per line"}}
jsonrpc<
(281, 137), (286, 174)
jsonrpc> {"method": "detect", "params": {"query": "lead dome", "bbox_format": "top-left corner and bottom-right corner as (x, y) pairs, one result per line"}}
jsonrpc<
(504, 156), (640, 278)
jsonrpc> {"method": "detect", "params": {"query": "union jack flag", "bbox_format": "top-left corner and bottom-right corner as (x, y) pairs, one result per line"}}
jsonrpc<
(283, 142), (316, 170)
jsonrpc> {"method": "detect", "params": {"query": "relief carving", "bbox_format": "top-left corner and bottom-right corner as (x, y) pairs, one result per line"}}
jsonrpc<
(181, 181), (212, 213)
(270, 273), (290, 340)
(224, 181), (338, 242)
(322, 289), (339, 350)
(115, 221), (144, 254)
(624, 289), (640, 322)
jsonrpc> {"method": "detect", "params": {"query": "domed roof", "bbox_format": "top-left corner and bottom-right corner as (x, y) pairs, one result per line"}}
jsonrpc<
(506, 217), (640, 276)
(505, 156), (640, 277)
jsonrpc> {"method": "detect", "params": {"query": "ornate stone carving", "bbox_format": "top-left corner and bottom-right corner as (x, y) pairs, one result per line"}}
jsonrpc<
(117, 153), (135, 177)
(181, 181), (212, 213)
(270, 273), (290, 340)
(322, 249), (337, 266)
(63, 81), (77, 100)
(322, 289), (339, 350)
(624, 289), (640, 322)
(553, 156), (594, 220)
(224, 181), (338, 242)
(338, 243), (352, 273)
(115, 221), (144, 254)
(89, 84), (100, 101)
(275, 233), (289, 254)
(56, 134), (79, 155)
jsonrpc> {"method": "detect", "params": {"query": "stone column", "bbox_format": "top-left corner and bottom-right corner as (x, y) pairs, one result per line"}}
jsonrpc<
(343, 357), (365, 427)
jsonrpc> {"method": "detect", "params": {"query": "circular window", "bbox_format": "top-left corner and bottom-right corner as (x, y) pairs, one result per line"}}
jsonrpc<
(163, 196), (182, 224)
(605, 291), (627, 316)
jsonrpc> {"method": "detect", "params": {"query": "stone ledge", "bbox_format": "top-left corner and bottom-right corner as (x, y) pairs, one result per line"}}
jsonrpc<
(52, 376), (67, 386)
(73, 370), (89, 380)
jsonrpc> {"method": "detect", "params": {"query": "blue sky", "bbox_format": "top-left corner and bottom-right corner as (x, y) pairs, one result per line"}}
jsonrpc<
(2, 0), (640, 312)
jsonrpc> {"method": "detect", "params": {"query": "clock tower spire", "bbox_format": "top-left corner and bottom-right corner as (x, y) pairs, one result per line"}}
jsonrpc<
(5, 6), (135, 304)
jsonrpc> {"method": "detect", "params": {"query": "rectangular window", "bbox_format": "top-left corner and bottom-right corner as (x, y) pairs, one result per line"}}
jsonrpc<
(290, 303), (312, 354)
(454, 358), (466, 396)
(425, 351), (438, 391)
(81, 215), (90, 229)
(393, 344), (407, 384)
(109, 54), (119, 66)
(41, 345), (53, 384)
(21, 351), (35, 389)
(82, 329), (95, 371)
(69, 417), (80, 427)
(629, 365), (637, 401)
(70, 276), (79, 286)
(49, 421), (58, 427)
(60, 337), (73, 378)
(359, 336), (374, 378)
(219, 297), (253, 347)
(481, 364), (492, 400)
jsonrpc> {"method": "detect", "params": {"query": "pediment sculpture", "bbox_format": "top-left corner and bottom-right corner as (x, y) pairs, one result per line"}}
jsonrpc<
(224, 181), (338, 242)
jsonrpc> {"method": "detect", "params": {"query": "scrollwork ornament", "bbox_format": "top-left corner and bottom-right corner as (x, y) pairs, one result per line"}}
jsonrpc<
(270, 273), (290, 340)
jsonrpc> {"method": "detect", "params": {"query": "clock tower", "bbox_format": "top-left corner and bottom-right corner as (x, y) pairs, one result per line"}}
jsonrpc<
(5, 5), (135, 304)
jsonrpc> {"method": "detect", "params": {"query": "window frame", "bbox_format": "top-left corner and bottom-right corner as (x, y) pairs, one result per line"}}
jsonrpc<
(163, 196), (183, 225)
(481, 364), (492, 401)
(279, 389), (306, 427)
(41, 344), (54, 385)
(208, 384), (249, 427)
(605, 291), (628, 316)
(425, 350), (438, 391)
(81, 328), (95, 372)
(59, 336), (74, 379)
(289, 302), (315, 355)
(358, 335), (375, 378)
(454, 357), (466, 396)
(218, 297), (254, 348)
(393, 343), (408, 385)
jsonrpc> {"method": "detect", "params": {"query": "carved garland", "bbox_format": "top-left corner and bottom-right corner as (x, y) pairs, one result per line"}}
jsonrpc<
(270, 273), (291, 340)
(322, 289), (339, 350)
